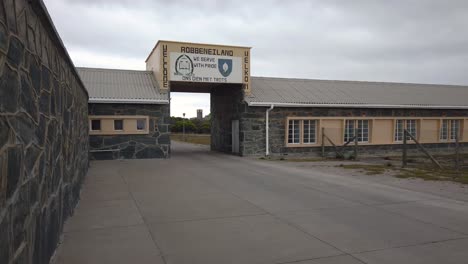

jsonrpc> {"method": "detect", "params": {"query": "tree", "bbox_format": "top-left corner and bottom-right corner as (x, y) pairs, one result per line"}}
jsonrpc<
(199, 120), (211, 134)
(171, 120), (196, 133)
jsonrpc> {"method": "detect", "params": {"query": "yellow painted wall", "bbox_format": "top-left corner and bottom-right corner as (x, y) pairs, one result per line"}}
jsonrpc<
(419, 119), (439, 143)
(89, 116), (149, 136)
(321, 119), (343, 146)
(372, 119), (393, 144)
(286, 117), (468, 147)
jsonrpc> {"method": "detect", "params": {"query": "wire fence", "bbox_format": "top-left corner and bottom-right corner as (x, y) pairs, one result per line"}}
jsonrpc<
(319, 127), (466, 170)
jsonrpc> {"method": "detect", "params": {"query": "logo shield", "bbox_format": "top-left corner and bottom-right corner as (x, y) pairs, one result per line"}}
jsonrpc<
(218, 59), (233, 77)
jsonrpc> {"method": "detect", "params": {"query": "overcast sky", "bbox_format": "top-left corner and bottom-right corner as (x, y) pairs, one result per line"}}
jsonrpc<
(44, 0), (468, 117)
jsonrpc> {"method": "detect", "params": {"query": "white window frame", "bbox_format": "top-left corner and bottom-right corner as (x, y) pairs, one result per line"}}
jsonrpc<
(440, 119), (449, 141)
(394, 119), (418, 142)
(344, 120), (369, 143)
(287, 120), (300, 144)
(137, 118), (146, 131)
(303, 120), (317, 144)
(441, 119), (461, 142)
(450, 120), (461, 141)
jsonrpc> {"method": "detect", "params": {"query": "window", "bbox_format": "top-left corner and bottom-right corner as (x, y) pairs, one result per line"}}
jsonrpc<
(441, 120), (461, 141)
(406, 120), (417, 140)
(137, 119), (146, 130)
(394, 119), (417, 142)
(395, 120), (404, 142)
(440, 120), (449, 141)
(303, 120), (317, 144)
(344, 120), (355, 143)
(450, 120), (461, 141)
(288, 120), (300, 144)
(344, 120), (369, 143)
(114, 119), (123, 130)
(287, 119), (318, 145)
(91, 120), (101, 131)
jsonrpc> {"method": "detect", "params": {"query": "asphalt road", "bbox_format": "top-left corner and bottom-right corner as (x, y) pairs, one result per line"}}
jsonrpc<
(54, 141), (468, 264)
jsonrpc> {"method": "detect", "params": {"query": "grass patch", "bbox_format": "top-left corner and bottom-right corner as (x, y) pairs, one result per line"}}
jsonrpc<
(259, 157), (329, 162)
(340, 164), (389, 175)
(396, 168), (468, 184)
(171, 133), (210, 145)
(279, 157), (325, 162)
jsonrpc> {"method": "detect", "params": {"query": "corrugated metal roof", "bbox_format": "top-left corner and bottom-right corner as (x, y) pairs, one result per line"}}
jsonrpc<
(246, 77), (468, 109)
(76, 67), (168, 104)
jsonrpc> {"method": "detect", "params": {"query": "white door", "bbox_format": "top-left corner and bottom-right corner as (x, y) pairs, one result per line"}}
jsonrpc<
(232, 120), (239, 154)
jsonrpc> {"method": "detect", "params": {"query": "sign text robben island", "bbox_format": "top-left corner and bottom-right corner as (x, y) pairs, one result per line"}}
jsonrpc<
(161, 44), (249, 88)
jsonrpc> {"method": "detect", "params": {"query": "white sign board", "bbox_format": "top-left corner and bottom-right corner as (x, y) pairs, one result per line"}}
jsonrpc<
(170, 52), (242, 83)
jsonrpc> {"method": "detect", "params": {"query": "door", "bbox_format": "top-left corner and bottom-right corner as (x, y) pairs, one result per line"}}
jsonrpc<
(232, 120), (239, 154)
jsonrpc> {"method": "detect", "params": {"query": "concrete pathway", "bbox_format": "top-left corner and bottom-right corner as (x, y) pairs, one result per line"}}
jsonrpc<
(53, 142), (468, 264)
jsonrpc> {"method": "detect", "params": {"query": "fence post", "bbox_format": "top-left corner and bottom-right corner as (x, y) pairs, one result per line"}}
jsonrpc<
(354, 128), (358, 160)
(402, 130), (407, 168)
(321, 127), (325, 158)
(455, 129), (460, 173)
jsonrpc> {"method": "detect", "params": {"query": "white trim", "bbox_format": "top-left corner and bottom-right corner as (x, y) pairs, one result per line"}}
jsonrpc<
(265, 105), (274, 156)
(89, 98), (169, 104)
(247, 102), (468, 109)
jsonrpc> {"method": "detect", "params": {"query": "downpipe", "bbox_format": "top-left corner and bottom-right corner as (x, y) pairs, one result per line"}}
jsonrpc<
(265, 104), (275, 156)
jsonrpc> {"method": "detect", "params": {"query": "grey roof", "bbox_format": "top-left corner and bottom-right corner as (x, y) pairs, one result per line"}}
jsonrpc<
(76, 67), (168, 104)
(246, 77), (468, 109)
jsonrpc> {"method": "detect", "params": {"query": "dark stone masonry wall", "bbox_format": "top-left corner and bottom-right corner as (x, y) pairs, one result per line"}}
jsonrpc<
(240, 106), (468, 157)
(89, 103), (170, 160)
(0, 1), (89, 264)
(211, 84), (243, 153)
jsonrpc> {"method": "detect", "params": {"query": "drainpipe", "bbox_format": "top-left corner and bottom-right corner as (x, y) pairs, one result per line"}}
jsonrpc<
(265, 104), (274, 156)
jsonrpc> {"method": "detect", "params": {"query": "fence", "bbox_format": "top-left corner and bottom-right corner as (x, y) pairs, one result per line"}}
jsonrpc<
(319, 127), (466, 170)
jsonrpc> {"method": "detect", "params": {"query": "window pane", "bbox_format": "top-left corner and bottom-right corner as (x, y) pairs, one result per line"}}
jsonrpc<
(288, 120), (300, 144)
(293, 120), (300, 144)
(406, 120), (417, 140)
(137, 119), (146, 130)
(303, 120), (316, 144)
(357, 120), (369, 142)
(440, 120), (448, 141)
(450, 120), (460, 141)
(395, 120), (404, 141)
(344, 120), (355, 143)
(114, 119), (123, 130)
(91, 120), (101, 131)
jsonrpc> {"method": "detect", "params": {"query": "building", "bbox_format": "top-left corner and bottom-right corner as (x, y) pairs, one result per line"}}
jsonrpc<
(78, 40), (468, 159)
(78, 68), (170, 160)
(197, 109), (203, 120)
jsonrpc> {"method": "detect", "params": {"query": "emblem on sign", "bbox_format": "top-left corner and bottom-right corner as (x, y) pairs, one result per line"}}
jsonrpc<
(218, 59), (233, 77)
(175, 54), (193, 76)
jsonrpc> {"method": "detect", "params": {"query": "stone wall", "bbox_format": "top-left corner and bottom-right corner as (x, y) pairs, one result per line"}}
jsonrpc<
(211, 84), (243, 153)
(0, 1), (89, 264)
(240, 106), (468, 157)
(88, 103), (170, 159)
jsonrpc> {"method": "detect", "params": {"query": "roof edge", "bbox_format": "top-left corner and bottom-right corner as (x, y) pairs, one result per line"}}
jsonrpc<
(89, 98), (169, 105)
(247, 102), (468, 110)
(76, 67), (153, 74)
(250, 76), (468, 88)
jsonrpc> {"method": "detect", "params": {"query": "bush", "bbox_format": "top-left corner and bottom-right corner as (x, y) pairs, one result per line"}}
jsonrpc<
(170, 116), (211, 133)
(171, 120), (197, 133)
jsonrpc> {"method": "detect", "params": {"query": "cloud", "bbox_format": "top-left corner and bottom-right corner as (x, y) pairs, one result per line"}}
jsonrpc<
(43, 0), (468, 116)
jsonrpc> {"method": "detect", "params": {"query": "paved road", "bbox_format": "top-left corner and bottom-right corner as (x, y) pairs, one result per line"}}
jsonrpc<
(54, 142), (468, 264)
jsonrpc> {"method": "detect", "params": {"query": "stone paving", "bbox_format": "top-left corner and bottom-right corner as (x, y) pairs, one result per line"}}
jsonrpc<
(53, 141), (468, 264)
